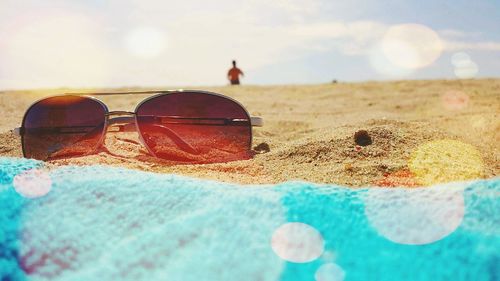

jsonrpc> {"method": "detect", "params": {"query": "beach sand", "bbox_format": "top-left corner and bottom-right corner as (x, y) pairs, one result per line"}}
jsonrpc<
(0, 79), (498, 186)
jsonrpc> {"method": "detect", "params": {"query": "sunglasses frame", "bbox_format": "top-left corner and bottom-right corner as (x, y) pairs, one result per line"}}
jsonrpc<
(15, 90), (263, 160)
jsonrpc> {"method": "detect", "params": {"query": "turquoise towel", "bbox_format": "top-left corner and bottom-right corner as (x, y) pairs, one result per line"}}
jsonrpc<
(0, 157), (498, 281)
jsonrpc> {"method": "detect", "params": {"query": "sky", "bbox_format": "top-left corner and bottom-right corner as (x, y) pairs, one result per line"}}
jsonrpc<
(0, 0), (499, 89)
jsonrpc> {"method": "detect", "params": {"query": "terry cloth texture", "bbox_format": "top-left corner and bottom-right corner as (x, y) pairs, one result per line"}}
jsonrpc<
(0, 157), (499, 281)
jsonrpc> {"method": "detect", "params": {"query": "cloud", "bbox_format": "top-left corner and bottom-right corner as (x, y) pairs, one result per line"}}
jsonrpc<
(437, 29), (500, 51)
(443, 40), (500, 51)
(438, 29), (482, 39)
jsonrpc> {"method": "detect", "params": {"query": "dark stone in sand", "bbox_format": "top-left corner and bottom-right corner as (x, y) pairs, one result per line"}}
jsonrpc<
(253, 142), (270, 153)
(354, 130), (372, 146)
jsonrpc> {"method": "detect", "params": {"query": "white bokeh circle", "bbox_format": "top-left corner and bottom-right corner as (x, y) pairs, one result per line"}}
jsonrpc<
(451, 52), (479, 79)
(364, 185), (465, 245)
(451, 52), (471, 67)
(13, 169), (52, 198)
(454, 61), (479, 79)
(271, 222), (324, 263)
(381, 24), (443, 70)
(315, 263), (346, 281)
(369, 43), (414, 77)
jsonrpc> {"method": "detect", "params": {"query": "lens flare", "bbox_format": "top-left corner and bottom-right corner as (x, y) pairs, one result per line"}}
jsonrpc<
(451, 52), (479, 79)
(409, 140), (484, 185)
(381, 24), (443, 70)
(451, 52), (471, 67)
(369, 43), (413, 77)
(13, 169), (52, 198)
(315, 263), (346, 281)
(124, 27), (167, 58)
(454, 61), (479, 79)
(271, 222), (324, 263)
(364, 184), (465, 245)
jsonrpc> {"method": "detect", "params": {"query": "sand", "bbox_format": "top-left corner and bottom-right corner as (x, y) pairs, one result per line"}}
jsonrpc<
(0, 79), (498, 186)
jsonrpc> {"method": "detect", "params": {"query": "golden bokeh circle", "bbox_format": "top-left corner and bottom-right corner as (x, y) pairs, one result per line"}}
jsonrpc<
(409, 139), (484, 185)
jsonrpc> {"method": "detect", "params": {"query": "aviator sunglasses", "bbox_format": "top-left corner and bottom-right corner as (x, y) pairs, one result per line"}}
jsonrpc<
(14, 90), (263, 164)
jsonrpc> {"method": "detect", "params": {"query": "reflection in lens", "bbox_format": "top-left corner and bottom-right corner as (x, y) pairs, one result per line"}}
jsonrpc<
(22, 96), (107, 160)
(136, 92), (252, 164)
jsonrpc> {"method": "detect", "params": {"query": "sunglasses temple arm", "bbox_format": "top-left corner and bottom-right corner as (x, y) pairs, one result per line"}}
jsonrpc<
(13, 128), (21, 136)
(140, 124), (200, 155)
(109, 118), (199, 155)
(250, 117), (263, 127)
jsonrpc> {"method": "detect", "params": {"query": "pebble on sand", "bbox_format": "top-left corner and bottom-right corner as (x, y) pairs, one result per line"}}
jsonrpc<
(254, 142), (271, 154)
(354, 130), (373, 146)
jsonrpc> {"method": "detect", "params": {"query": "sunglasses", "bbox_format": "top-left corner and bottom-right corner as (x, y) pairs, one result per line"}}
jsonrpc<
(13, 90), (263, 164)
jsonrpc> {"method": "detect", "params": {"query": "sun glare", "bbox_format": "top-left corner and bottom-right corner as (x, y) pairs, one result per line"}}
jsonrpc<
(124, 27), (168, 58)
(0, 12), (113, 89)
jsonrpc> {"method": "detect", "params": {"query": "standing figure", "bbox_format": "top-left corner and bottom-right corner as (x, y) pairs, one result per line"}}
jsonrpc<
(227, 60), (244, 85)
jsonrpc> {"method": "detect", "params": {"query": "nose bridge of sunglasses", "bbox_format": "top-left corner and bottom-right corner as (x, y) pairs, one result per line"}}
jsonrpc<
(106, 112), (137, 133)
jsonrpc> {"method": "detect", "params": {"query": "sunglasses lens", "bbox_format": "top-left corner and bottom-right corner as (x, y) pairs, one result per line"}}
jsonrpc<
(22, 96), (107, 160)
(136, 92), (252, 163)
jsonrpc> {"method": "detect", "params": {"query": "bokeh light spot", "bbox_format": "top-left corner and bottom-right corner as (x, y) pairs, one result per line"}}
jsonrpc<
(441, 90), (469, 110)
(451, 52), (471, 67)
(320, 250), (336, 262)
(315, 263), (346, 281)
(409, 140), (484, 185)
(451, 52), (479, 79)
(381, 24), (443, 70)
(124, 27), (167, 58)
(454, 61), (479, 79)
(13, 169), (52, 198)
(369, 43), (413, 77)
(271, 222), (324, 263)
(365, 186), (465, 245)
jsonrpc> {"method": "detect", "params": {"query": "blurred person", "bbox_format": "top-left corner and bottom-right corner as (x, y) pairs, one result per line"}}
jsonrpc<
(227, 60), (244, 85)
